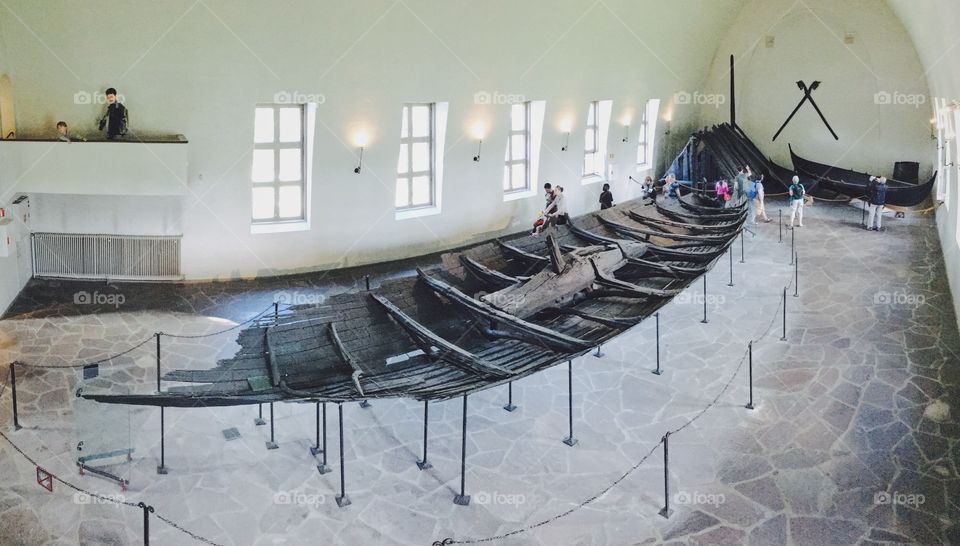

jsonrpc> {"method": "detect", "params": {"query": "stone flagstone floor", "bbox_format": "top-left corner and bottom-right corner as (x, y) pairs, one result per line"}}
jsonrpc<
(0, 198), (957, 545)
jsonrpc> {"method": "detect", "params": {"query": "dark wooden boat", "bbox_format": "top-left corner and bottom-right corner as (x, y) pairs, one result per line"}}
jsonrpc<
(789, 145), (936, 207)
(82, 195), (743, 407)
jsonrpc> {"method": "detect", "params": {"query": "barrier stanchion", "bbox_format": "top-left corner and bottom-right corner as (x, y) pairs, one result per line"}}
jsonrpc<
(658, 432), (672, 519)
(255, 404), (266, 426)
(453, 395), (470, 506)
(156, 335), (168, 475)
(740, 231), (746, 263)
(727, 248), (734, 287)
(593, 344), (604, 358)
(336, 402), (351, 507)
(503, 381), (517, 412)
(317, 402), (331, 474)
(266, 402), (278, 450)
(778, 209), (783, 243)
(746, 342), (755, 410)
(700, 275), (709, 324)
(562, 361), (577, 447)
(780, 288), (788, 342)
(310, 401), (322, 456)
(417, 400), (432, 470)
(138, 502), (154, 546)
(794, 253), (800, 297)
(10, 362), (21, 431)
(790, 225), (795, 265)
(652, 312), (662, 375)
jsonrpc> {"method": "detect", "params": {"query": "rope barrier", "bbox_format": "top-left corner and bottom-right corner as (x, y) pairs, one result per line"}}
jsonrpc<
(160, 302), (279, 339)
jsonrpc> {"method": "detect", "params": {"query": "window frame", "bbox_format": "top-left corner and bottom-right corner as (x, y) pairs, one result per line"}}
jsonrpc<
(251, 104), (308, 224)
(637, 99), (660, 168)
(396, 103), (436, 211)
(504, 102), (532, 193)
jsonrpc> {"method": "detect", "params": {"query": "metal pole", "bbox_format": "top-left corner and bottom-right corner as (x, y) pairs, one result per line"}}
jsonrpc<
(778, 209), (783, 243)
(310, 401), (322, 456)
(155, 333), (161, 391)
(359, 400), (371, 409)
(255, 403), (266, 426)
(274, 302), (279, 322)
(593, 344), (603, 358)
(861, 198), (866, 227)
(652, 313), (662, 375)
(138, 502), (154, 546)
(454, 395), (470, 506)
(658, 432), (672, 518)
(700, 275), (709, 324)
(317, 402), (330, 474)
(727, 248), (734, 287)
(336, 402), (351, 507)
(740, 231), (745, 263)
(503, 381), (517, 412)
(417, 400), (432, 470)
(562, 360), (577, 446)
(365, 275), (370, 291)
(746, 342), (755, 410)
(266, 402), (278, 449)
(10, 363), (21, 431)
(794, 253), (799, 297)
(790, 224), (795, 264)
(780, 287), (788, 342)
(157, 407), (167, 474)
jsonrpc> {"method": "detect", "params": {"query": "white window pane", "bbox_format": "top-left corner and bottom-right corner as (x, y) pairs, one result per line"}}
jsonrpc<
(252, 149), (275, 182)
(511, 135), (526, 160)
(396, 178), (410, 208)
(511, 105), (526, 131)
(585, 129), (595, 150)
(252, 187), (275, 219)
(412, 105), (430, 138)
(587, 103), (596, 125)
(401, 106), (409, 138)
(411, 176), (431, 205)
(278, 185), (302, 218)
(412, 142), (430, 172)
(584, 152), (597, 175)
(511, 163), (526, 188)
(278, 148), (302, 181)
(278, 108), (301, 142)
(503, 165), (510, 190)
(397, 143), (409, 174)
(254, 108), (274, 143)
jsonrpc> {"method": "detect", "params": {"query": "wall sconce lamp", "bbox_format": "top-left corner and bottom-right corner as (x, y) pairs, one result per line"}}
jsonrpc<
(471, 123), (485, 162)
(559, 119), (572, 151)
(473, 140), (482, 162)
(622, 124), (630, 143)
(353, 130), (368, 174)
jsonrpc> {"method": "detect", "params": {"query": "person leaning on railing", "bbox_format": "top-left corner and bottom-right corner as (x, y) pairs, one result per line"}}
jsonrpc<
(56, 121), (86, 142)
(96, 87), (129, 140)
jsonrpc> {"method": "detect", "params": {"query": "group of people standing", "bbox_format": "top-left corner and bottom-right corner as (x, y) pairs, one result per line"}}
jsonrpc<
(532, 183), (569, 235)
(55, 87), (129, 142)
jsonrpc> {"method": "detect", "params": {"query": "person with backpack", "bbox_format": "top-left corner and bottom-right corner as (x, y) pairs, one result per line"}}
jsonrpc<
(788, 175), (805, 228)
(866, 176), (888, 231)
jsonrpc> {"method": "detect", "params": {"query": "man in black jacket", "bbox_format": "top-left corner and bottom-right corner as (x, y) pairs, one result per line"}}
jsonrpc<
(97, 87), (128, 139)
(866, 176), (887, 231)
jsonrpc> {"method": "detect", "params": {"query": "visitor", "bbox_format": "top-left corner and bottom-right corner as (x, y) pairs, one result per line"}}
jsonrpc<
(866, 176), (888, 231)
(56, 121), (86, 142)
(748, 174), (771, 223)
(599, 183), (614, 210)
(663, 174), (682, 200)
(788, 175), (805, 228)
(543, 186), (568, 230)
(97, 87), (128, 140)
(735, 166), (751, 201)
(714, 178), (730, 207)
(641, 176), (655, 199)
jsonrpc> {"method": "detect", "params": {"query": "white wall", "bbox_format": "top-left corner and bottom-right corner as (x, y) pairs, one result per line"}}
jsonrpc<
(887, 0), (960, 329)
(0, 0), (744, 283)
(700, 0), (932, 180)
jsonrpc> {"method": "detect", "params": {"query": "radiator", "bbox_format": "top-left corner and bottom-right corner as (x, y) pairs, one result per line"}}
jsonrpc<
(31, 233), (183, 281)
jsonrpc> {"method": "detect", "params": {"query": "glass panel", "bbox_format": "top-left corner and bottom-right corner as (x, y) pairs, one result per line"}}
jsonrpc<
(278, 185), (302, 218)
(511, 163), (526, 189)
(585, 129), (595, 151)
(252, 187), (275, 219)
(412, 142), (431, 172)
(587, 103), (596, 125)
(584, 152), (597, 175)
(411, 176), (431, 205)
(400, 106), (409, 138)
(511, 104), (526, 131)
(412, 105), (431, 138)
(252, 149), (275, 182)
(278, 108), (301, 143)
(503, 165), (511, 190)
(397, 143), (409, 174)
(511, 135), (526, 160)
(396, 178), (410, 208)
(278, 148), (302, 181)
(254, 107), (274, 143)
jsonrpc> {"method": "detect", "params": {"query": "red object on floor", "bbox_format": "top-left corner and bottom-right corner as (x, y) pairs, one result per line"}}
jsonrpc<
(36, 467), (53, 492)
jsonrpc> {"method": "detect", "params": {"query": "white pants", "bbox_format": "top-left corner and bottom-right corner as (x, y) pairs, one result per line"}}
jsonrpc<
(867, 204), (883, 229)
(789, 199), (803, 226)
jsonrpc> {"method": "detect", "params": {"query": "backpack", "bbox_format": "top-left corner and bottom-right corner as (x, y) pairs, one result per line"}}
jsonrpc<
(746, 181), (759, 200)
(871, 182), (887, 205)
(791, 183), (805, 200)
